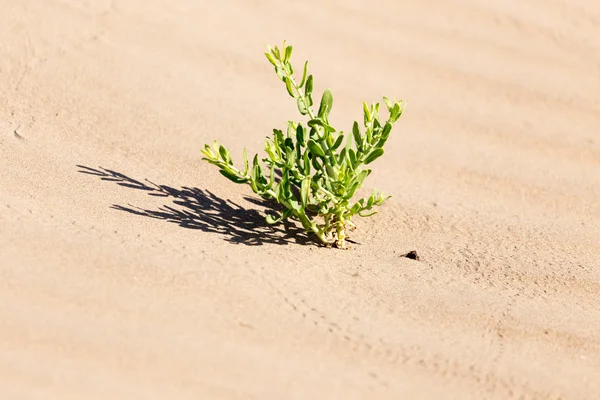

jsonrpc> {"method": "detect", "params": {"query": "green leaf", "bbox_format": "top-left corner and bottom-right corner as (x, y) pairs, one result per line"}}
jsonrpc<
(297, 97), (308, 115)
(303, 149), (311, 175)
(338, 147), (347, 163)
(324, 177), (334, 193)
(325, 164), (336, 179)
(363, 102), (371, 125)
(367, 194), (375, 208)
(288, 199), (301, 211)
(307, 119), (334, 134)
(268, 163), (276, 187)
(287, 121), (296, 139)
(265, 52), (277, 67)
(364, 148), (384, 164)
(348, 148), (357, 166)
(285, 146), (294, 168)
(332, 133), (344, 150)
(343, 181), (360, 200)
(249, 155), (263, 193)
(349, 202), (362, 215)
(266, 213), (282, 224)
(276, 172), (290, 203)
(335, 183), (346, 196)
(305, 75), (313, 95)
(305, 92), (313, 108)
(264, 139), (276, 161)
(358, 210), (378, 218)
(201, 145), (215, 159)
(311, 154), (324, 171)
(296, 124), (305, 146)
(266, 209), (292, 225)
(284, 45), (293, 62)
(284, 77), (295, 97)
(273, 129), (284, 145)
(272, 177), (281, 198)
(250, 178), (259, 194)
(273, 141), (283, 162)
(366, 125), (375, 144)
(282, 170), (291, 194)
(352, 121), (363, 149)
(391, 101), (405, 122)
(219, 169), (247, 184)
(376, 123), (392, 148)
(202, 158), (223, 167)
(381, 122), (392, 140)
(317, 88), (333, 121)
(299, 61), (309, 87)
(295, 144), (304, 171)
(252, 165), (264, 190)
(307, 139), (325, 157)
(301, 177), (310, 207)
(273, 130), (285, 158)
(218, 145), (231, 163)
(372, 117), (381, 132)
(272, 45), (281, 61)
(284, 137), (294, 150)
(376, 137), (390, 149)
(242, 148), (249, 174)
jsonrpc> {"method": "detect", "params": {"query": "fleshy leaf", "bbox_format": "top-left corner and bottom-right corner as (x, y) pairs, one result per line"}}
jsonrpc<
(307, 139), (325, 157)
(284, 45), (293, 62)
(299, 61), (309, 87)
(317, 88), (333, 122)
(265, 52), (277, 66)
(218, 145), (231, 163)
(301, 177), (310, 207)
(243, 148), (249, 174)
(305, 75), (313, 95)
(284, 77), (295, 97)
(352, 121), (362, 149)
(296, 124), (306, 146)
(297, 97), (308, 115)
(364, 148), (384, 164)
(332, 133), (344, 150)
(266, 213), (283, 224)
(219, 169), (247, 184)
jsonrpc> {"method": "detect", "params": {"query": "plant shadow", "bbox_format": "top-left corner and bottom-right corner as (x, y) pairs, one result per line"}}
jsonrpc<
(77, 165), (313, 246)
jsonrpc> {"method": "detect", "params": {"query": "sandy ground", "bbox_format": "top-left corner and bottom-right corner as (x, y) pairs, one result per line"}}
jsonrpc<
(1, 0), (599, 398)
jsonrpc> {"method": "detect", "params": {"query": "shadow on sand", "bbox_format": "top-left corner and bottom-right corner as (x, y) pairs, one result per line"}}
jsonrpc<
(77, 165), (312, 246)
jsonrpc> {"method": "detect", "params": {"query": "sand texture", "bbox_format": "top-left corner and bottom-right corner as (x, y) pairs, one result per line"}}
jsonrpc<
(1, 0), (599, 398)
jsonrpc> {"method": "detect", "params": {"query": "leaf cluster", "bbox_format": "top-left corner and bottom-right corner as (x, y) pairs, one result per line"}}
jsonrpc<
(202, 41), (405, 247)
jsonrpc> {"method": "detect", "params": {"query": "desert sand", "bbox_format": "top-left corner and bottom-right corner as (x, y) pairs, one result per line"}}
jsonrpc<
(1, 0), (599, 398)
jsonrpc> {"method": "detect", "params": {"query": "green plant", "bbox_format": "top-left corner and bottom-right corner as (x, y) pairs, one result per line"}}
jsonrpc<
(201, 41), (405, 248)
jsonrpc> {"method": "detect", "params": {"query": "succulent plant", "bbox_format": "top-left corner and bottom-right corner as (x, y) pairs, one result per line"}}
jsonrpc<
(202, 41), (405, 248)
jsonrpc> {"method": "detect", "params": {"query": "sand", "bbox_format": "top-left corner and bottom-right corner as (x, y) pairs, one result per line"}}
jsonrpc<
(1, 0), (599, 398)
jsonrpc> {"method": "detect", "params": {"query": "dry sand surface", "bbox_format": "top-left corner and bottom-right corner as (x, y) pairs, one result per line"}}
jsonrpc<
(1, 0), (600, 399)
